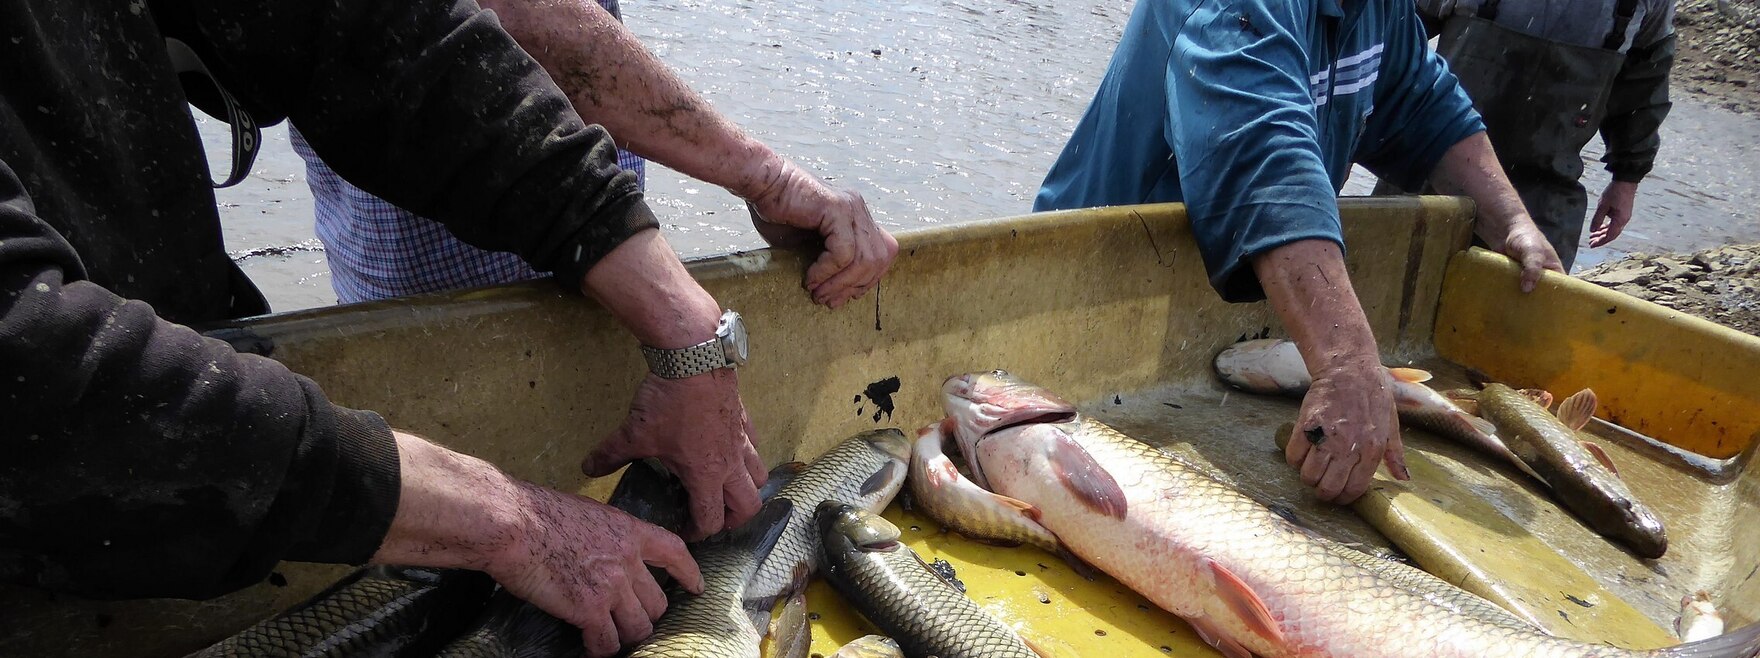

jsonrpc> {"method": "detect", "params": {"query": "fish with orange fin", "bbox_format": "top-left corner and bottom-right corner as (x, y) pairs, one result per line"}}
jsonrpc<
(1459, 384), (1668, 558)
(938, 370), (1759, 658)
(1214, 339), (1544, 485)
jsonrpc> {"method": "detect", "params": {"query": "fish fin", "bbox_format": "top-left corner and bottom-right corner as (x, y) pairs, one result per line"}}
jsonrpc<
(1057, 546), (1102, 581)
(1048, 433), (1128, 519)
(1387, 367), (1433, 383)
(1555, 389), (1599, 431)
(1519, 388), (1555, 408)
(1188, 617), (1257, 658)
(728, 499), (796, 636)
(1443, 391), (1481, 416)
(1580, 441), (1620, 475)
(1654, 620), (1760, 657)
(991, 493), (1043, 520)
(759, 461), (809, 502)
(1466, 415), (1498, 436)
(859, 461), (906, 496)
(1207, 559), (1286, 647)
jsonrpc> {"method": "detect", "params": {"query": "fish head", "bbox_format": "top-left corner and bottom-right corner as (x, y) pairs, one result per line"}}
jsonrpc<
(815, 500), (903, 554)
(1615, 497), (1670, 559)
(1213, 339), (1311, 396)
(942, 370), (1079, 487)
(859, 427), (914, 463)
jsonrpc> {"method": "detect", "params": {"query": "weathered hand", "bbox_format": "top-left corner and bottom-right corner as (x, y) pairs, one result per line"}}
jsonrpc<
(744, 161), (898, 309)
(1588, 181), (1639, 248)
(582, 371), (767, 541)
(490, 482), (704, 657)
(1285, 358), (1408, 504)
(1497, 221), (1565, 292)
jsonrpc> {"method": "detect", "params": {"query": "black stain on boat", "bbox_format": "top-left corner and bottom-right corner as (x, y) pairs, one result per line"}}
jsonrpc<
(1564, 594), (1594, 608)
(860, 377), (903, 422)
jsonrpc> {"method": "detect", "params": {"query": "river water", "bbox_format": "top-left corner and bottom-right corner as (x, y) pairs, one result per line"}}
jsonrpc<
(205, 0), (1760, 313)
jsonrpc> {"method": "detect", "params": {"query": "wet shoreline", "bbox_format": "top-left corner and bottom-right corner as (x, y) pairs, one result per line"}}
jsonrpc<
(210, 0), (1760, 314)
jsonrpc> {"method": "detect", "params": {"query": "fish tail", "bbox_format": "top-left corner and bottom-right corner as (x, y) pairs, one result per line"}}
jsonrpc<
(1652, 620), (1760, 657)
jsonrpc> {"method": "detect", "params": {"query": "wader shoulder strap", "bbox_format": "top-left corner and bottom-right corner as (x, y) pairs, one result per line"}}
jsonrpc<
(1603, 0), (1641, 50)
(163, 38), (260, 189)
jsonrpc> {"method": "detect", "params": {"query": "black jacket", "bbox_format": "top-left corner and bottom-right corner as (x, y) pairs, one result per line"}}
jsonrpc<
(0, 0), (655, 600)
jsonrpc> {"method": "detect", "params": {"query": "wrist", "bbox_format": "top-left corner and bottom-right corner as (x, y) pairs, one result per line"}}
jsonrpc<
(729, 144), (793, 204)
(373, 431), (530, 572)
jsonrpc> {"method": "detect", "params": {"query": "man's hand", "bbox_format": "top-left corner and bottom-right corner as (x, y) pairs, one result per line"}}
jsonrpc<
(1428, 132), (1566, 287)
(372, 431), (704, 657)
(1497, 221), (1564, 292)
(1589, 180), (1639, 248)
(743, 160), (898, 309)
(582, 371), (767, 541)
(491, 482), (704, 656)
(1284, 359), (1409, 504)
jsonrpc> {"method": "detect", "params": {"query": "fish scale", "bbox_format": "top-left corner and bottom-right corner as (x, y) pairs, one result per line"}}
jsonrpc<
(945, 371), (1760, 658)
(747, 429), (911, 606)
(628, 430), (909, 657)
(186, 567), (494, 657)
(627, 499), (794, 658)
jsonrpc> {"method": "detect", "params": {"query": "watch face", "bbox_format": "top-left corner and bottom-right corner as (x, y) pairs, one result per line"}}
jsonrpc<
(720, 311), (750, 366)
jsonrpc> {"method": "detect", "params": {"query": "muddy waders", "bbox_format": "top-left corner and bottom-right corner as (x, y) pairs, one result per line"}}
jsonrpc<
(1379, 0), (1639, 269)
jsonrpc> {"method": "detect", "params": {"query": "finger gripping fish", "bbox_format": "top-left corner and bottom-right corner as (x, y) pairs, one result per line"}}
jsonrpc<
(939, 370), (1760, 658)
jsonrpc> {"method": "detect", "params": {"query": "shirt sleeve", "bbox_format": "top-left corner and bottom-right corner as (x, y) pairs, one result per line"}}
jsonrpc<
(1599, 33), (1674, 183)
(1169, 0), (1344, 302)
(154, 0), (659, 287)
(0, 160), (401, 600)
(1354, 5), (1486, 192)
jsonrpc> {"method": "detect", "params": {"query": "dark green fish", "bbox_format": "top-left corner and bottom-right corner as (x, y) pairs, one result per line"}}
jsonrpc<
(626, 498), (795, 658)
(186, 566), (494, 657)
(816, 501), (1036, 658)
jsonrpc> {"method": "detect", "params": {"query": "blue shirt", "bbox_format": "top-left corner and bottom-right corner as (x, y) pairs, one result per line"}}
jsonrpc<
(1035, 0), (1484, 301)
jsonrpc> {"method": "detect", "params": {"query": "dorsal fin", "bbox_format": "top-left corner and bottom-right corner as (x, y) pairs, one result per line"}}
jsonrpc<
(1555, 389), (1599, 431)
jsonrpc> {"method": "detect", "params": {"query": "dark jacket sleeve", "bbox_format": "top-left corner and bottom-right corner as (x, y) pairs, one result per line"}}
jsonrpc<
(1599, 33), (1675, 183)
(153, 0), (659, 286)
(0, 160), (401, 600)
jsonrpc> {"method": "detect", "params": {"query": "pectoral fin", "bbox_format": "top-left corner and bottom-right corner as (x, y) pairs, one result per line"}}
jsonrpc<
(1049, 433), (1128, 520)
(1387, 367), (1433, 383)
(1208, 559), (1286, 647)
(1581, 441), (1620, 475)
(1555, 389), (1599, 431)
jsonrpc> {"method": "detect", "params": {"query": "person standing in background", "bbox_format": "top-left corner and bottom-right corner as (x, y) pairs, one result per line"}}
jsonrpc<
(1387, 0), (1676, 269)
(293, 0), (896, 306)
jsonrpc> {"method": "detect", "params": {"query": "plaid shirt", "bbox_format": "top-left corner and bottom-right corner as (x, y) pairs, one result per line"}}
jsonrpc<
(290, 127), (645, 303)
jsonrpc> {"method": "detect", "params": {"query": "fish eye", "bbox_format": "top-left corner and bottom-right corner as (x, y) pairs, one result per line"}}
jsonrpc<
(991, 369), (1009, 376)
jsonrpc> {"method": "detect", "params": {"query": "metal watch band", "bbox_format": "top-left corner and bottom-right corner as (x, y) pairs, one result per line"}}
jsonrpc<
(641, 338), (729, 379)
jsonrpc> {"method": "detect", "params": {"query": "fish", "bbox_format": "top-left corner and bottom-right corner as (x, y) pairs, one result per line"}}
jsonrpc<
(435, 459), (806, 657)
(186, 566), (496, 657)
(909, 419), (1064, 553)
(816, 501), (1038, 658)
(831, 635), (904, 658)
(1213, 339), (1543, 483)
(629, 430), (910, 657)
(938, 369), (1760, 658)
(764, 575), (814, 658)
(626, 497), (796, 658)
(744, 429), (912, 627)
(1678, 591), (1725, 643)
(1468, 384), (1669, 559)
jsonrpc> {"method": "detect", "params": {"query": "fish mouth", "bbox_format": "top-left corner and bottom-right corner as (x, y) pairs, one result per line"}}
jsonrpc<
(984, 410), (1078, 437)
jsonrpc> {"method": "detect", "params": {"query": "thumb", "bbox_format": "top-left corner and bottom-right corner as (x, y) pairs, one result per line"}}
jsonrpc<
(1383, 429), (1411, 481)
(581, 430), (640, 477)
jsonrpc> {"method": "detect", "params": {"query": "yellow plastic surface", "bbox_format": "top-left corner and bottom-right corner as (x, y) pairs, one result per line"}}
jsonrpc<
(1434, 248), (1760, 458)
(1352, 445), (1674, 649)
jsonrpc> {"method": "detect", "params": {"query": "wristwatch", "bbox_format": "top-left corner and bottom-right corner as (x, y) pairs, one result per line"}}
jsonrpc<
(640, 310), (749, 379)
